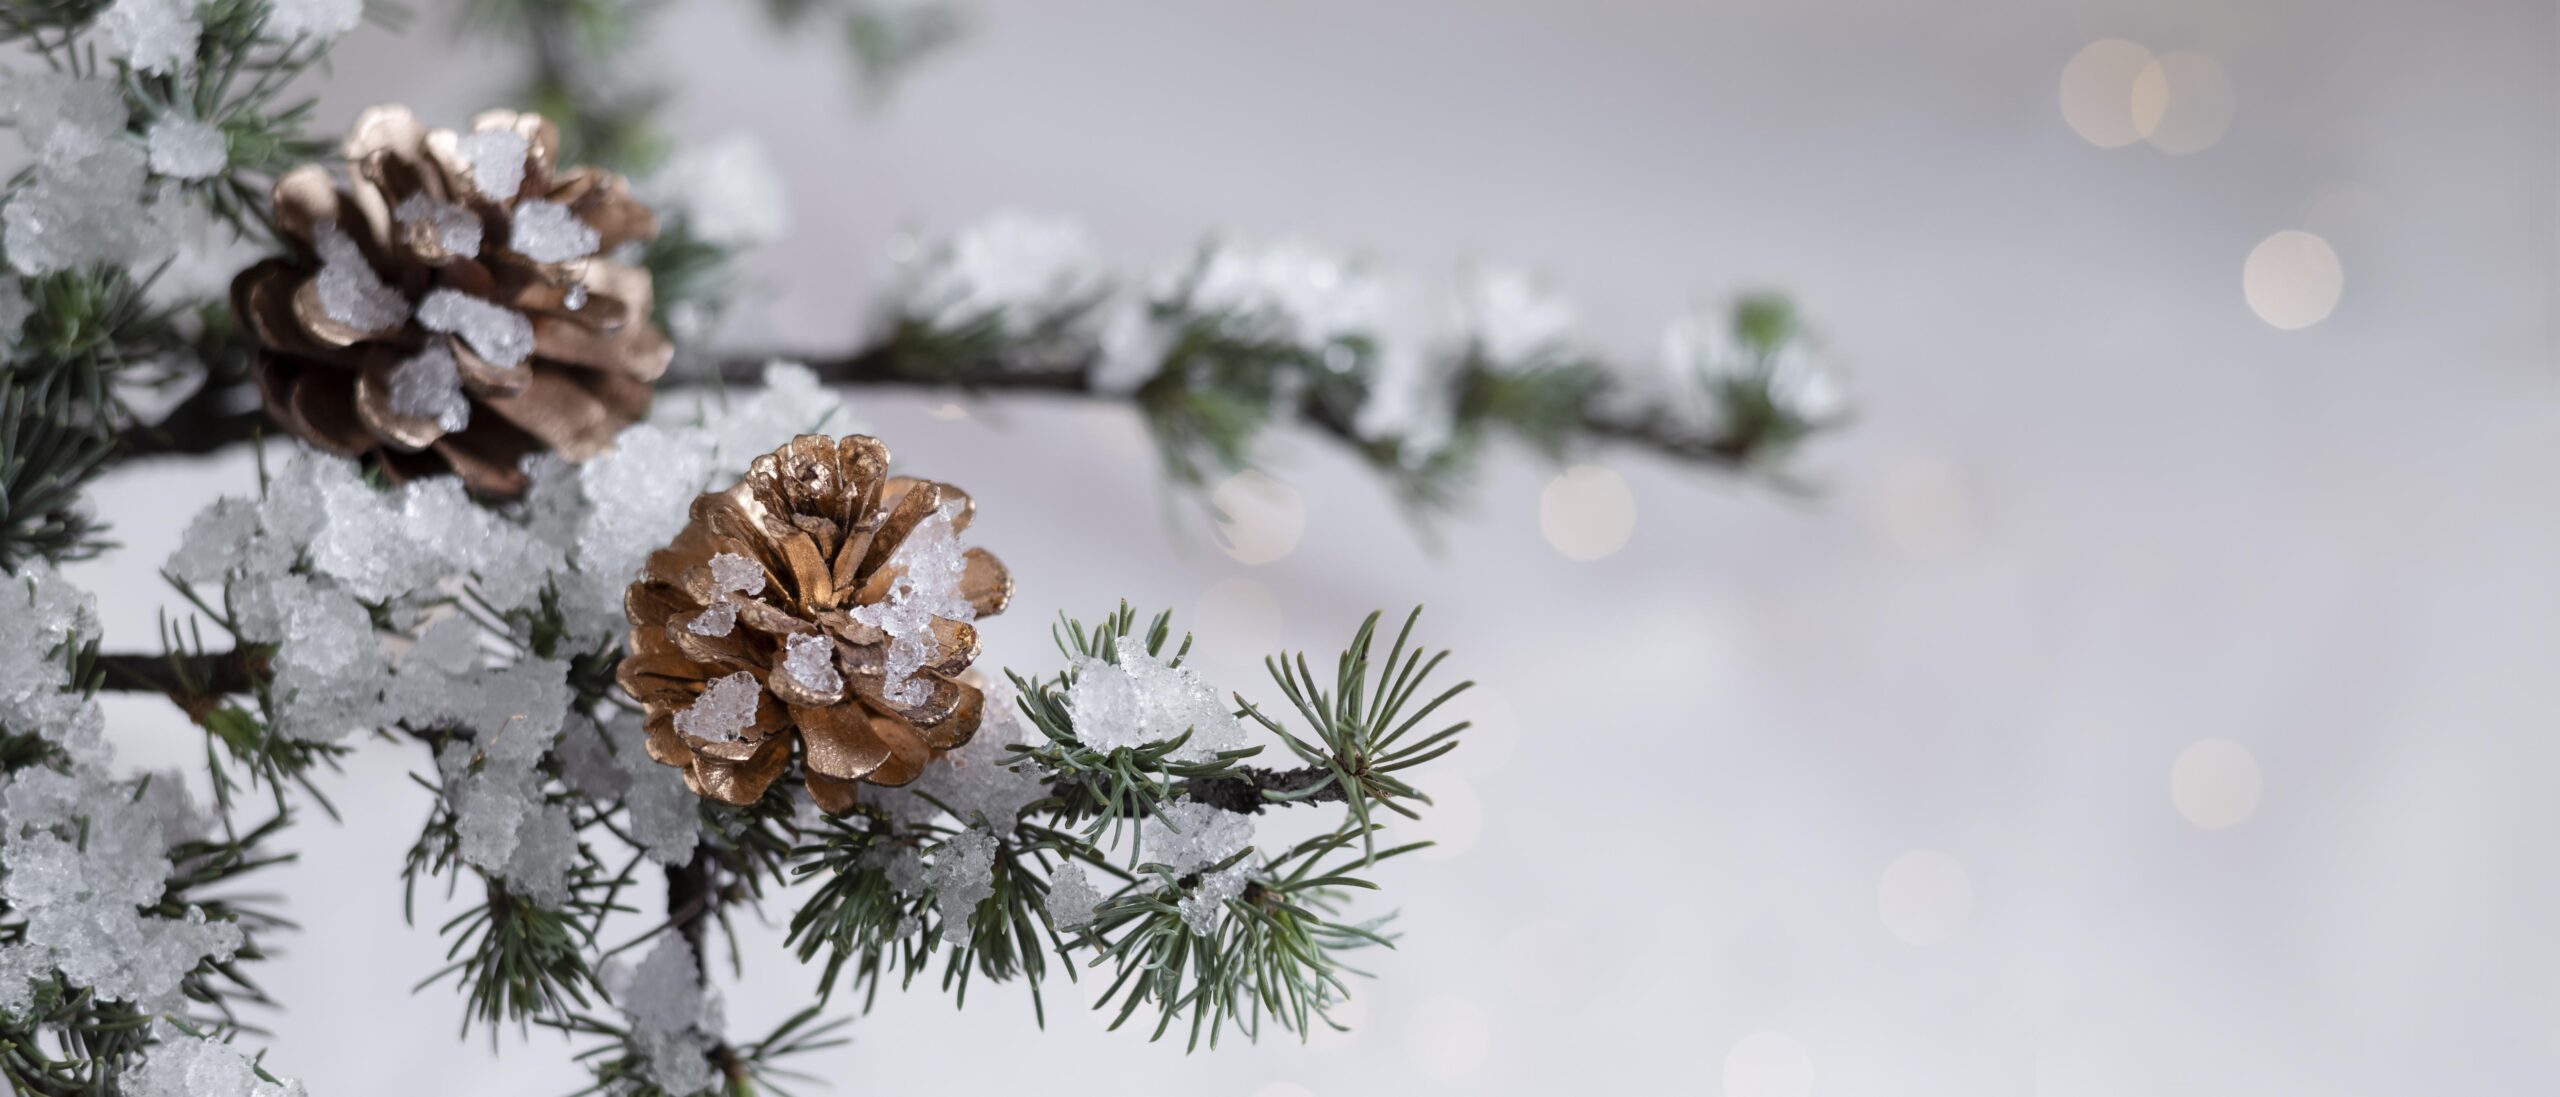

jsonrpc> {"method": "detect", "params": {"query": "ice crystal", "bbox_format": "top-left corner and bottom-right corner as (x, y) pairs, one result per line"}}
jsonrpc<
(1459, 265), (1578, 369)
(686, 601), (739, 637)
(394, 192), (483, 257)
(144, 117), (225, 179)
(925, 827), (999, 943)
(453, 129), (529, 201)
(4, 125), (171, 276)
(1188, 237), (1387, 348)
(1656, 305), (1845, 436)
(602, 936), (724, 1097)
(782, 632), (842, 695)
(386, 344), (470, 432)
(508, 198), (598, 263)
(1091, 297), (1171, 394)
(96, 0), (200, 74)
(417, 289), (533, 368)
(0, 763), (247, 1012)
(313, 222), (408, 333)
(673, 671), (760, 743)
(848, 500), (973, 706)
(2, 72), (126, 149)
(1136, 801), (1253, 876)
(1063, 649), (1245, 761)
(1178, 864), (1250, 936)
(122, 1028), (306, 1097)
(1043, 864), (1102, 930)
(910, 697), (1044, 835)
(906, 210), (1105, 339)
(706, 552), (766, 596)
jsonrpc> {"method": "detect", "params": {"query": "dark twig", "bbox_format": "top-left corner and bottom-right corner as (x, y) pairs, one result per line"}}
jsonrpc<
(109, 342), (1743, 470)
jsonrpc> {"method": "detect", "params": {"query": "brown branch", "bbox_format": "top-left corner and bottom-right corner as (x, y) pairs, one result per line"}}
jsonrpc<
(94, 649), (269, 720)
(112, 341), (1740, 469)
(1180, 765), (1346, 814)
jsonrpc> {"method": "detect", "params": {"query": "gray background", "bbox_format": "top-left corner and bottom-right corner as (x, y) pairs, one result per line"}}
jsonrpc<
(72, 0), (2558, 1093)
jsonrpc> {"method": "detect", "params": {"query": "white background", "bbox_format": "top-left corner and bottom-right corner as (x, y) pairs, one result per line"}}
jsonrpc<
(70, 0), (2559, 1093)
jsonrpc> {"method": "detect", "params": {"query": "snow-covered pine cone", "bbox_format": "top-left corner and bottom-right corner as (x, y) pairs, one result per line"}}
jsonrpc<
(232, 105), (672, 497)
(616, 434), (1015, 815)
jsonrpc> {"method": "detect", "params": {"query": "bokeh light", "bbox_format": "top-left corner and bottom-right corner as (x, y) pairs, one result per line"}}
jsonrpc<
(1877, 849), (1976, 946)
(1872, 456), (1974, 559)
(2060, 39), (2158, 148)
(1212, 470), (1307, 565)
(1538, 464), (1636, 561)
(2132, 51), (2235, 155)
(1406, 995), (1492, 1080)
(1723, 1030), (1815, 1097)
(2171, 738), (2262, 829)
(2243, 230), (2344, 329)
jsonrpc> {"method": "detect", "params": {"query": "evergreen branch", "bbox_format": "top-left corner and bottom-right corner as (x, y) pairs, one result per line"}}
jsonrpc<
(94, 647), (269, 707)
(103, 329), (1810, 512)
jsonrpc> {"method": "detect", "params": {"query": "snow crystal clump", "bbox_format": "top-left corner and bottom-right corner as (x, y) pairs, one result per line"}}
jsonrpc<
(905, 210), (1104, 339)
(1091, 297), (1170, 394)
(1063, 649), (1245, 761)
(1136, 801), (1253, 876)
(782, 632), (842, 695)
(1043, 864), (1102, 930)
(1178, 864), (1249, 936)
(264, 0), (363, 40)
(0, 564), (102, 759)
(608, 717), (703, 866)
(925, 827), (999, 943)
(434, 658), (578, 907)
(1654, 305), (1846, 437)
(673, 671), (760, 743)
(603, 936), (725, 1097)
(121, 1027), (306, 1097)
(1459, 266), (1578, 370)
(387, 344), (470, 432)
(1349, 316), (1457, 456)
(707, 552), (765, 596)
(394, 192), (484, 258)
(2, 85), (176, 277)
(910, 697), (1044, 835)
(95, 0), (200, 74)
(417, 289), (533, 368)
(646, 136), (786, 249)
(848, 500), (973, 706)
(0, 765), (245, 1012)
(687, 601), (739, 637)
(1188, 237), (1387, 349)
(144, 117), (225, 179)
(508, 199), (598, 263)
(3, 72), (126, 149)
(453, 129), (529, 201)
(313, 222), (408, 333)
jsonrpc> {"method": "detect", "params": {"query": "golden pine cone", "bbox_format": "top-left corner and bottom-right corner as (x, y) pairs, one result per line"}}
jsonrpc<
(615, 434), (1015, 814)
(232, 105), (673, 497)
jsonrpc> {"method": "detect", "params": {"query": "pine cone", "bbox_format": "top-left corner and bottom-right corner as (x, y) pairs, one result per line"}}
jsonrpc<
(232, 105), (672, 497)
(615, 435), (1014, 814)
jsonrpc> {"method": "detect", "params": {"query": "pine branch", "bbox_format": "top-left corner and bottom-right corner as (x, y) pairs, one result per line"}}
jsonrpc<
(94, 647), (268, 711)
(105, 340), (1756, 469)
